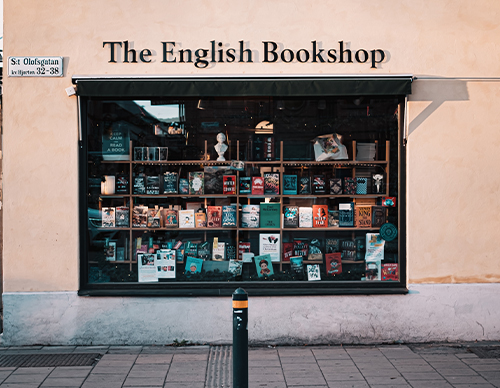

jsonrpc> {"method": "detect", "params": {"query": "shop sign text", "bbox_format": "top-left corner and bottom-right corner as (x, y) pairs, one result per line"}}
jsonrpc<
(8, 56), (63, 77)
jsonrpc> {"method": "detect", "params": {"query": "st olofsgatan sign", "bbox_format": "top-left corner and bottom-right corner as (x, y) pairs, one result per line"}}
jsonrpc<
(8, 56), (63, 77)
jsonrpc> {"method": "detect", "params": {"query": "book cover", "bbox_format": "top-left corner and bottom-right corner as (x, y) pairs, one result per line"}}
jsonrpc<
(264, 136), (275, 161)
(299, 176), (311, 195)
(254, 254), (274, 277)
(133, 173), (146, 194)
(105, 241), (116, 261)
(299, 207), (313, 228)
(241, 205), (259, 228)
(326, 238), (341, 253)
(283, 206), (299, 228)
(312, 205), (328, 227)
(259, 202), (280, 228)
(207, 206), (222, 228)
(238, 242), (251, 260)
(308, 239), (323, 261)
(132, 205), (148, 228)
(115, 206), (129, 227)
(228, 259), (243, 276)
(259, 233), (280, 262)
(102, 207), (115, 227)
(148, 146), (159, 161)
(242, 252), (255, 263)
(341, 240), (356, 261)
(222, 205), (237, 227)
(116, 247), (125, 261)
(328, 210), (339, 227)
(382, 197), (396, 207)
(163, 209), (178, 228)
(329, 178), (342, 195)
(204, 166), (230, 195)
(372, 173), (385, 194)
(195, 210), (207, 228)
(338, 203), (354, 227)
(283, 175), (298, 195)
(312, 175), (326, 194)
(115, 174), (129, 194)
(365, 260), (381, 281)
(356, 177), (368, 195)
(293, 240), (309, 258)
(371, 206), (386, 227)
(163, 172), (178, 194)
(179, 209), (195, 228)
(226, 244), (237, 261)
(355, 205), (372, 228)
(138, 253), (158, 282)
(325, 253), (342, 275)
(251, 176), (264, 195)
(156, 250), (176, 279)
(198, 241), (211, 260)
(307, 264), (321, 281)
(189, 171), (204, 195)
(146, 175), (160, 195)
(343, 177), (357, 195)
(185, 242), (198, 258)
(290, 256), (304, 278)
(382, 263), (398, 281)
(212, 241), (226, 261)
(185, 256), (204, 274)
(179, 178), (189, 194)
(239, 176), (252, 194)
(147, 208), (161, 228)
(264, 172), (280, 195)
(282, 242), (294, 262)
(223, 175), (237, 195)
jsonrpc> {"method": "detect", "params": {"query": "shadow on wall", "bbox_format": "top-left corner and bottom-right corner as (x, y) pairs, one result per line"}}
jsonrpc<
(408, 78), (469, 136)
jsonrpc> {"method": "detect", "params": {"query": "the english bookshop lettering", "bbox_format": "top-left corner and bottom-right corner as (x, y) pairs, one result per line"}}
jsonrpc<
(103, 40), (386, 69)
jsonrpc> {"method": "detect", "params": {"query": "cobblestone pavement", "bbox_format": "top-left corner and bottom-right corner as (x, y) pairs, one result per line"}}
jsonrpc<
(0, 343), (498, 387)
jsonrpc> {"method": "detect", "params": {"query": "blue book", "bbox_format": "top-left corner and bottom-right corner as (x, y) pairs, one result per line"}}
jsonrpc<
(222, 205), (237, 227)
(339, 202), (354, 227)
(254, 254), (274, 278)
(185, 256), (204, 274)
(283, 175), (298, 195)
(239, 177), (252, 194)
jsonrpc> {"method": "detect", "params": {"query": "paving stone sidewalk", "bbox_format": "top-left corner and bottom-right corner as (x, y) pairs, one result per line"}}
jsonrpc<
(0, 343), (498, 388)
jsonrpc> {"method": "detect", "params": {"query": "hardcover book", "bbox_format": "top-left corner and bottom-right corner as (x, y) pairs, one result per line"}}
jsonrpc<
(115, 206), (129, 227)
(329, 178), (343, 195)
(198, 241), (211, 260)
(312, 205), (328, 227)
(326, 238), (341, 253)
(312, 175), (326, 194)
(146, 175), (160, 195)
(105, 241), (116, 261)
(254, 254), (274, 277)
(238, 242), (251, 260)
(212, 241), (226, 261)
(371, 206), (386, 227)
(355, 205), (372, 228)
(293, 240), (309, 258)
(308, 239), (323, 261)
(356, 177), (368, 195)
(382, 263), (399, 281)
(179, 178), (189, 194)
(283, 206), (299, 228)
(264, 172), (280, 195)
(195, 210), (207, 228)
(328, 210), (339, 227)
(259, 233), (280, 262)
(226, 244), (237, 261)
(290, 256), (304, 278)
(222, 205), (237, 227)
(223, 175), (237, 195)
(163, 172), (178, 194)
(132, 205), (148, 228)
(239, 176), (251, 194)
(185, 256), (204, 274)
(372, 173), (385, 194)
(283, 175), (298, 195)
(343, 177), (357, 195)
(365, 260), (381, 281)
(325, 253), (342, 275)
(185, 242), (198, 258)
(307, 264), (321, 281)
(228, 259), (243, 276)
(115, 174), (129, 194)
(282, 242), (294, 262)
(299, 176), (311, 195)
(163, 209), (178, 228)
(133, 173), (146, 194)
(259, 202), (280, 228)
(147, 208), (161, 228)
(178, 209), (195, 228)
(241, 205), (259, 228)
(251, 176), (264, 195)
(338, 202), (354, 227)
(189, 172), (205, 195)
(299, 207), (313, 228)
(207, 206), (222, 228)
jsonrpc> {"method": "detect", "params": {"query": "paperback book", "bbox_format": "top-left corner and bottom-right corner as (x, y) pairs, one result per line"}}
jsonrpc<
(355, 205), (372, 228)
(264, 172), (280, 195)
(133, 173), (146, 194)
(115, 174), (129, 194)
(226, 244), (237, 261)
(198, 241), (211, 260)
(312, 175), (326, 194)
(147, 208), (161, 228)
(328, 210), (339, 227)
(132, 205), (148, 228)
(293, 240), (309, 258)
(115, 206), (129, 227)
(189, 171), (205, 195)
(146, 175), (160, 195)
(329, 178), (342, 195)
(207, 206), (223, 228)
(290, 256), (304, 278)
(185, 256), (204, 274)
(326, 238), (341, 253)
(307, 239), (323, 261)
(239, 176), (252, 194)
(312, 205), (328, 228)
(325, 253), (342, 275)
(382, 263), (399, 281)
(185, 242), (198, 258)
(222, 205), (237, 227)
(365, 260), (381, 281)
(254, 254), (274, 277)
(259, 202), (280, 228)
(195, 209), (207, 228)
(163, 209), (178, 228)
(299, 207), (313, 228)
(223, 175), (237, 195)
(356, 177), (368, 195)
(179, 178), (189, 194)
(179, 209), (195, 228)
(241, 205), (259, 228)
(259, 233), (280, 262)
(282, 242), (294, 262)
(212, 241), (226, 261)
(343, 177), (357, 195)
(283, 206), (299, 228)
(105, 241), (116, 261)
(307, 264), (321, 281)
(251, 176), (264, 195)
(371, 206), (386, 227)
(283, 175), (297, 195)
(339, 203), (354, 227)
(163, 172), (178, 194)
(299, 177), (311, 195)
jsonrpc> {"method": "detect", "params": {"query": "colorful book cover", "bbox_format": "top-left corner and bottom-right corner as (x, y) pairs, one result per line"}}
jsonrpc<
(328, 210), (339, 227)
(259, 233), (280, 262)
(372, 173), (385, 194)
(371, 206), (386, 227)
(365, 260), (381, 281)
(189, 171), (205, 195)
(223, 175), (237, 195)
(382, 263), (399, 281)
(312, 175), (326, 194)
(178, 209), (195, 228)
(329, 178), (342, 195)
(204, 166), (230, 195)
(185, 256), (204, 274)
(259, 202), (280, 228)
(228, 259), (243, 276)
(290, 256), (304, 277)
(105, 241), (116, 261)
(299, 207), (313, 228)
(185, 242), (198, 258)
(238, 242), (251, 260)
(138, 253), (158, 282)
(325, 253), (342, 275)
(356, 177), (368, 195)
(254, 254), (274, 277)
(212, 241), (226, 261)
(222, 205), (237, 227)
(163, 209), (178, 228)
(338, 202), (354, 227)
(146, 175), (160, 195)
(179, 178), (189, 194)
(307, 264), (321, 281)
(283, 206), (299, 228)
(147, 208), (161, 228)
(264, 172), (279, 195)
(282, 242), (294, 262)
(102, 207), (116, 227)
(241, 205), (260, 228)
(251, 176), (264, 195)
(355, 205), (372, 228)
(343, 177), (357, 195)
(198, 241), (212, 260)
(382, 197), (396, 207)
(326, 238), (341, 253)
(308, 239), (323, 261)
(299, 176), (311, 195)
(312, 205), (328, 227)
(239, 176), (251, 194)
(283, 175), (297, 195)
(293, 240), (309, 258)
(133, 173), (146, 194)
(207, 206), (222, 228)
(115, 174), (129, 194)
(115, 206), (129, 227)
(156, 250), (176, 279)
(132, 205), (148, 228)
(163, 172), (178, 194)
(195, 210), (207, 228)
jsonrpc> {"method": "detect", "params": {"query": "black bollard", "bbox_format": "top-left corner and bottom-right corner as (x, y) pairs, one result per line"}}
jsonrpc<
(232, 287), (248, 388)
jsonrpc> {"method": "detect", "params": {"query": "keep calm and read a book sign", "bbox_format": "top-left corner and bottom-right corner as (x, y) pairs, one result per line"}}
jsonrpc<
(9, 56), (63, 77)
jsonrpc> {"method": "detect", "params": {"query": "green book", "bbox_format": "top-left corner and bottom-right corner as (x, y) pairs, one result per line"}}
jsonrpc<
(259, 202), (281, 228)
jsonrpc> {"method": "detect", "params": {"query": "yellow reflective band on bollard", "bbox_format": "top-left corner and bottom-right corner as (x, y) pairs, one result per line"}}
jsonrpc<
(232, 300), (248, 309)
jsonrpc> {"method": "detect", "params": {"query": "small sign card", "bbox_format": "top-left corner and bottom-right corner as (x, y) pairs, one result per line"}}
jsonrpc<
(9, 56), (63, 77)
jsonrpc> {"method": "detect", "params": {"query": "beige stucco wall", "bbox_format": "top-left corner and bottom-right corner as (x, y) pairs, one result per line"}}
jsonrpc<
(3, 0), (500, 291)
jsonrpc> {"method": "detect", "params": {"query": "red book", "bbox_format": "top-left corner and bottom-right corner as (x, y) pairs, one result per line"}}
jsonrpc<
(282, 242), (294, 262)
(207, 206), (222, 228)
(223, 175), (236, 195)
(312, 205), (328, 228)
(238, 242), (251, 260)
(382, 263), (398, 281)
(325, 253), (342, 275)
(251, 176), (264, 195)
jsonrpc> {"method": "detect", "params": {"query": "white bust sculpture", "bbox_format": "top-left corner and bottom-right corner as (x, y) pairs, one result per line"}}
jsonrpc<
(214, 132), (228, 161)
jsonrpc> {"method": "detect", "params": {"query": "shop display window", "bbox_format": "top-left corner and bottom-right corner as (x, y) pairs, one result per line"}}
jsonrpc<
(79, 78), (407, 295)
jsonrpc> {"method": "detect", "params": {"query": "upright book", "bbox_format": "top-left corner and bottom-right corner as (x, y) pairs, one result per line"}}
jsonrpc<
(163, 172), (178, 194)
(212, 241), (226, 261)
(338, 202), (354, 227)
(259, 233), (280, 262)
(195, 209), (207, 228)
(146, 175), (160, 195)
(299, 207), (313, 228)
(178, 209), (195, 228)
(238, 241), (251, 260)
(307, 264), (321, 281)
(329, 178), (342, 195)
(223, 175), (237, 195)
(207, 206), (222, 228)
(299, 177), (311, 195)
(115, 206), (129, 227)
(259, 202), (280, 228)
(147, 208), (161, 228)
(222, 205), (237, 227)
(254, 254), (274, 277)
(163, 208), (178, 228)
(241, 204), (259, 228)
(355, 205), (372, 228)
(264, 172), (279, 195)
(371, 206), (386, 227)
(283, 206), (299, 228)
(283, 175), (297, 195)
(325, 253), (342, 275)
(132, 205), (148, 228)
(312, 175), (326, 194)
(343, 177), (357, 195)
(251, 176), (264, 195)
(179, 178), (189, 194)
(239, 176), (252, 194)
(312, 205), (328, 227)
(189, 171), (204, 195)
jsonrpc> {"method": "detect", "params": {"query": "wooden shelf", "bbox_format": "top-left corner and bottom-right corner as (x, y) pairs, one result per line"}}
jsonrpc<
(282, 227), (381, 231)
(131, 227), (238, 231)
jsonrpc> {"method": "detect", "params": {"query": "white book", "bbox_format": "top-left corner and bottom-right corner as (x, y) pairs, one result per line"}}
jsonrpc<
(178, 209), (195, 228)
(299, 207), (313, 228)
(259, 233), (281, 262)
(212, 242), (226, 261)
(102, 207), (116, 228)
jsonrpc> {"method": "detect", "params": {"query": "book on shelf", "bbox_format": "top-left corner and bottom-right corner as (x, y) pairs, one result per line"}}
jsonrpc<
(254, 254), (274, 277)
(132, 206), (148, 228)
(312, 205), (328, 228)
(382, 263), (398, 281)
(326, 238), (341, 253)
(371, 206), (386, 227)
(355, 205), (372, 228)
(223, 175), (237, 195)
(293, 240), (309, 259)
(283, 206), (299, 228)
(298, 207), (313, 228)
(207, 206), (222, 228)
(163, 208), (178, 228)
(338, 202), (354, 227)
(204, 166), (230, 195)
(147, 208), (161, 228)
(242, 252), (255, 263)
(259, 202), (280, 228)
(307, 264), (321, 281)
(365, 260), (381, 281)
(283, 175), (297, 195)
(328, 210), (339, 227)
(195, 209), (207, 228)
(116, 247), (125, 261)
(356, 177), (368, 195)
(251, 176), (264, 195)
(228, 259), (243, 276)
(146, 175), (160, 195)
(156, 250), (176, 279)
(343, 177), (357, 195)
(102, 207), (116, 228)
(179, 209), (195, 228)
(105, 241), (116, 261)
(198, 241), (211, 260)
(226, 244), (237, 261)
(282, 242), (294, 262)
(372, 173), (385, 194)
(222, 205), (237, 227)
(312, 175), (326, 194)
(179, 178), (189, 194)
(185, 256), (204, 274)
(115, 174), (129, 194)
(148, 146), (159, 161)
(133, 173), (146, 194)
(264, 172), (280, 195)
(174, 241), (185, 262)
(185, 242), (198, 258)
(299, 176), (311, 195)
(325, 253), (342, 275)
(290, 256), (304, 278)
(138, 253), (157, 283)
(212, 241), (226, 261)
(241, 205), (259, 228)
(341, 240), (356, 260)
(239, 242), (251, 260)
(163, 172), (178, 194)
(189, 172), (205, 195)
(239, 176), (252, 194)
(115, 206), (129, 227)
(259, 233), (280, 262)
(307, 239), (323, 261)
(329, 178), (342, 195)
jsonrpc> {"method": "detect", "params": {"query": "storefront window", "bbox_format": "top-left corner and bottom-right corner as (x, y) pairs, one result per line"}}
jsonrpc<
(79, 77), (408, 295)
